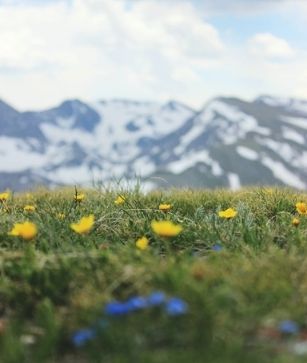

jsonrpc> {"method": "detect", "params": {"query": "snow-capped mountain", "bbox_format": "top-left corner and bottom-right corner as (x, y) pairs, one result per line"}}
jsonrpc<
(0, 95), (306, 191)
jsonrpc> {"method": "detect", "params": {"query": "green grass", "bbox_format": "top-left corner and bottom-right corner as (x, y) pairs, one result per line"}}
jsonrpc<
(1, 187), (307, 363)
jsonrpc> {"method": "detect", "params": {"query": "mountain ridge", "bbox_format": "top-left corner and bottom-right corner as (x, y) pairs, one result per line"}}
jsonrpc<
(0, 95), (306, 191)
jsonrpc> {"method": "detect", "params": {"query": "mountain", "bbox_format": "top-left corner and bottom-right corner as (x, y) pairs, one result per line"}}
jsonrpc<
(0, 95), (306, 191)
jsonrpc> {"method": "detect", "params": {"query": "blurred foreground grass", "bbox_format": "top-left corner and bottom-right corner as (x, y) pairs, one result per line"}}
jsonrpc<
(1, 187), (307, 363)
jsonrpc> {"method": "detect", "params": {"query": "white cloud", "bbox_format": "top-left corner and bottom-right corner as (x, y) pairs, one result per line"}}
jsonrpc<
(0, 0), (225, 109)
(248, 33), (295, 61)
(191, 0), (297, 15)
(223, 38), (307, 104)
(0, 0), (306, 110)
(0, 28), (47, 70)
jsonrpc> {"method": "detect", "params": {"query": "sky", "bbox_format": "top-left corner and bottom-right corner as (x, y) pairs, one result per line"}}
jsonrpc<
(0, 0), (306, 110)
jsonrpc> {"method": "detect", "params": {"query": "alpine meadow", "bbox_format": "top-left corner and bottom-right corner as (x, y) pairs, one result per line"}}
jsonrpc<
(1, 187), (307, 362)
(1, 0), (307, 362)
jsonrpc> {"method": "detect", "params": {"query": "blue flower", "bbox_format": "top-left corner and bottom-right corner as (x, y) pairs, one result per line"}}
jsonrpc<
(279, 320), (299, 335)
(125, 296), (148, 311)
(165, 298), (188, 316)
(104, 301), (130, 316)
(147, 291), (166, 306)
(212, 244), (223, 251)
(71, 329), (95, 347)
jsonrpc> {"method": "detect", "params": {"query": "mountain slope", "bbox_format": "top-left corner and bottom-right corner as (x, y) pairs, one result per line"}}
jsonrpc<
(0, 99), (195, 189)
(153, 96), (307, 189)
(0, 95), (306, 191)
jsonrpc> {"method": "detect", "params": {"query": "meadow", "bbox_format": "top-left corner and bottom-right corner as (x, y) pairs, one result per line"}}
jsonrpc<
(1, 187), (307, 363)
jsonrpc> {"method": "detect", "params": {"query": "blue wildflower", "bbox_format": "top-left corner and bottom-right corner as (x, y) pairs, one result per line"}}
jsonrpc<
(147, 291), (166, 306)
(279, 320), (299, 335)
(104, 301), (130, 316)
(125, 296), (148, 311)
(165, 298), (188, 316)
(212, 244), (223, 251)
(71, 329), (95, 347)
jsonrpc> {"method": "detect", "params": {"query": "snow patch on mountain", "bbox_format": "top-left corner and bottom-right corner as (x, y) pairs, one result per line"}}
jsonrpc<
(258, 138), (296, 163)
(256, 96), (291, 107)
(210, 101), (271, 144)
(256, 96), (307, 115)
(89, 100), (195, 161)
(291, 100), (307, 115)
(228, 173), (241, 190)
(281, 116), (307, 130)
(0, 137), (46, 172)
(43, 165), (97, 185)
(56, 116), (76, 129)
(211, 160), (223, 176)
(212, 100), (248, 122)
(261, 157), (306, 189)
(167, 151), (211, 174)
(132, 156), (156, 176)
(167, 150), (223, 176)
(236, 146), (258, 161)
(41, 123), (94, 148)
(175, 120), (206, 154)
(282, 127), (305, 144)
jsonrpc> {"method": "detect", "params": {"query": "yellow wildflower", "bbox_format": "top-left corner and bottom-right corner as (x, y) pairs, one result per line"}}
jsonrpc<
(23, 205), (36, 212)
(0, 191), (10, 202)
(159, 204), (172, 213)
(74, 193), (85, 202)
(264, 188), (273, 195)
(292, 218), (300, 227)
(218, 208), (237, 219)
(57, 213), (66, 220)
(9, 221), (37, 240)
(114, 195), (125, 205)
(135, 236), (149, 250)
(70, 215), (94, 234)
(151, 220), (183, 237)
(296, 202), (307, 215)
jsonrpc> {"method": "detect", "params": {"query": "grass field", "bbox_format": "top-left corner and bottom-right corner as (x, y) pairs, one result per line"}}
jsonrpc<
(1, 187), (307, 363)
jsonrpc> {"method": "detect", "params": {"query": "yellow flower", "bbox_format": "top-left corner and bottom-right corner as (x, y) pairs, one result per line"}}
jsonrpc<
(135, 236), (149, 250)
(74, 193), (85, 202)
(296, 202), (307, 215)
(0, 191), (10, 202)
(9, 221), (37, 240)
(70, 215), (94, 234)
(218, 208), (237, 219)
(57, 213), (66, 220)
(114, 195), (125, 205)
(23, 205), (36, 212)
(151, 220), (183, 238)
(264, 188), (273, 195)
(292, 218), (300, 227)
(159, 204), (172, 213)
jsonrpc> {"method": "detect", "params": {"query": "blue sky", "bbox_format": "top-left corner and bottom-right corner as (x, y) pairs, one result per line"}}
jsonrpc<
(0, 0), (306, 110)
(210, 11), (306, 49)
